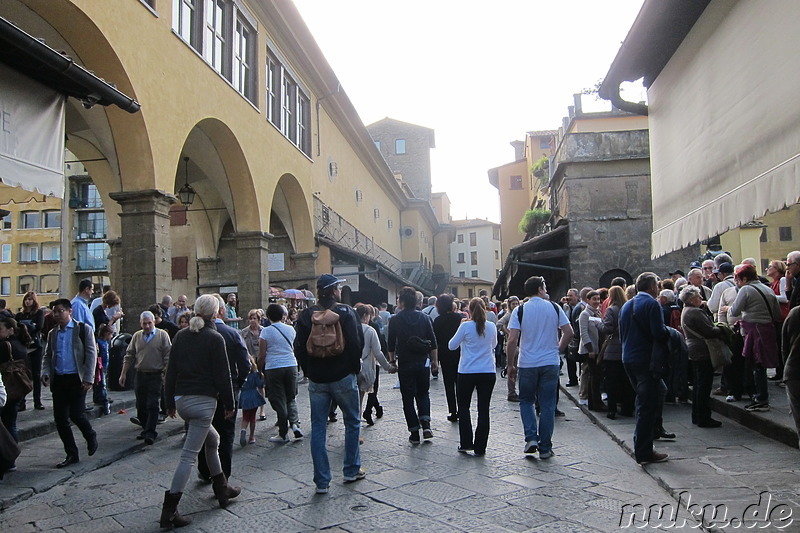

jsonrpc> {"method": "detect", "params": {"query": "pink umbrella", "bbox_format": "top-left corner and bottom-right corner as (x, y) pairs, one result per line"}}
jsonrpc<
(281, 289), (306, 300)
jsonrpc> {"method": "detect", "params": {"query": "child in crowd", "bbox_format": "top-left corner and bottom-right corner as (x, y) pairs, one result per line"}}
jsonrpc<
(94, 324), (114, 415)
(239, 355), (266, 446)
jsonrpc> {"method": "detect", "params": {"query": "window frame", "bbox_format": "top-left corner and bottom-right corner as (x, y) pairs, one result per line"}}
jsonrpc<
(19, 243), (39, 263)
(41, 242), (61, 262)
(395, 139), (406, 155)
(0, 277), (10, 296)
(43, 210), (61, 228)
(21, 211), (40, 229)
(457, 252), (465, 264)
(18, 275), (36, 295)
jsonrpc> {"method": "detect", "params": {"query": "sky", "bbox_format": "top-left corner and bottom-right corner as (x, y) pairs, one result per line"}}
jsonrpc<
(291, 0), (646, 223)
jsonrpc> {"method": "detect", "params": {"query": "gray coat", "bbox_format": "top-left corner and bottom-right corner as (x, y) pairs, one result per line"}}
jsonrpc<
(43, 318), (97, 384)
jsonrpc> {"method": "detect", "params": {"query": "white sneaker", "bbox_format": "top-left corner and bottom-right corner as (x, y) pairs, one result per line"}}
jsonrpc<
(601, 393), (608, 401)
(538, 450), (554, 459)
(578, 399), (588, 406)
(292, 424), (304, 439)
(524, 441), (538, 454)
(725, 395), (736, 402)
(269, 434), (289, 443)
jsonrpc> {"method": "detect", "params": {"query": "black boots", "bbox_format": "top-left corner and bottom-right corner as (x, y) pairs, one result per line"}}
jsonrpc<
(211, 473), (241, 508)
(160, 491), (191, 530)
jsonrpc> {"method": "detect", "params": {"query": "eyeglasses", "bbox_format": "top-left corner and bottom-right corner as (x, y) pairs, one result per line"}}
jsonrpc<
(788, 261), (797, 267)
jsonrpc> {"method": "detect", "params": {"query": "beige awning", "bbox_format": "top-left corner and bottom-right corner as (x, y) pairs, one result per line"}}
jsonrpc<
(648, 0), (800, 257)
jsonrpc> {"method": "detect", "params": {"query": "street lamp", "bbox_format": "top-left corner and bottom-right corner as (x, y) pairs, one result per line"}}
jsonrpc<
(177, 156), (196, 206)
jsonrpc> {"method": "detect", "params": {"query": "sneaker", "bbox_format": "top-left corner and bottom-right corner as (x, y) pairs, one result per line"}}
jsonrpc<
(409, 431), (421, 444)
(258, 415), (267, 421)
(6, 465), (16, 472)
(157, 414), (167, 424)
(422, 428), (434, 440)
(431, 373), (439, 380)
(745, 401), (770, 412)
(524, 441), (539, 454)
(447, 413), (459, 422)
(343, 468), (366, 483)
(292, 424), (304, 439)
(725, 395), (737, 402)
(240, 429), (247, 447)
(269, 434), (290, 443)
(638, 452), (669, 465)
(315, 485), (329, 494)
(457, 445), (473, 453)
(130, 416), (141, 426)
(601, 393), (608, 401)
(578, 399), (588, 406)
(538, 450), (554, 460)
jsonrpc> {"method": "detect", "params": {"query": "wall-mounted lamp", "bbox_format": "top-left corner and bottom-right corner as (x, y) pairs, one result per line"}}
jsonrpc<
(177, 156), (196, 206)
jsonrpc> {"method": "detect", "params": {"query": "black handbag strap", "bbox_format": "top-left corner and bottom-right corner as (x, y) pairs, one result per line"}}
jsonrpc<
(270, 323), (293, 349)
(747, 284), (776, 322)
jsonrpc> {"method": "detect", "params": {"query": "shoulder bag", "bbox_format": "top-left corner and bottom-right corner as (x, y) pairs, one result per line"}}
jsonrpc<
(0, 341), (33, 401)
(682, 321), (732, 371)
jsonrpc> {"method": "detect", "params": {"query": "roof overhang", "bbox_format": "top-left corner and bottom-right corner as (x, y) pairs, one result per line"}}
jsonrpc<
(0, 17), (140, 113)
(598, 0), (711, 115)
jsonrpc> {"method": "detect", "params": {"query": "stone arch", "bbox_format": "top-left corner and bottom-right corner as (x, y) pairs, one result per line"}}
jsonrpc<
(599, 269), (632, 289)
(271, 174), (314, 254)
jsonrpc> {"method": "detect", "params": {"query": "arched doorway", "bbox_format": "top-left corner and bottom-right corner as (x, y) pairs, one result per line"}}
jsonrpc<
(599, 269), (632, 289)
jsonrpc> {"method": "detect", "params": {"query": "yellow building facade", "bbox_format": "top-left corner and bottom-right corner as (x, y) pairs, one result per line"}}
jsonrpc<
(1, 0), (443, 323)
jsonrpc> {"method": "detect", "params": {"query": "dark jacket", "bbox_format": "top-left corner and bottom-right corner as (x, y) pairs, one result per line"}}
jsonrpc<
(214, 319), (250, 390)
(783, 306), (800, 381)
(164, 322), (234, 411)
(681, 305), (722, 361)
(600, 304), (623, 361)
(619, 292), (670, 366)
(294, 297), (363, 383)
(388, 308), (438, 361)
(15, 308), (44, 349)
(433, 312), (463, 364)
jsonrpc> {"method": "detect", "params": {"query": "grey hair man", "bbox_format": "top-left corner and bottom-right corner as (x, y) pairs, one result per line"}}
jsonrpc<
(786, 251), (800, 309)
(120, 310), (172, 444)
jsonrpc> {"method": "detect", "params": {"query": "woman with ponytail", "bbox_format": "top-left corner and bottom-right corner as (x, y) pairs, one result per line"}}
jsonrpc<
(448, 298), (497, 456)
(161, 294), (239, 529)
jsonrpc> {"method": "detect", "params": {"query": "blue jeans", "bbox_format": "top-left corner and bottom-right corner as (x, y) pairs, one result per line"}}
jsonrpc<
(308, 374), (361, 489)
(398, 358), (431, 431)
(624, 362), (667, 462)
(518, 365), (559, 453)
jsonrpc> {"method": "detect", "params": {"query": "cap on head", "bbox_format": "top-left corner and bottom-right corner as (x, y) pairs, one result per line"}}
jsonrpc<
(714, 262), (734, 274)
(317, 274), (346, 290)
(669, 269), (685, 277)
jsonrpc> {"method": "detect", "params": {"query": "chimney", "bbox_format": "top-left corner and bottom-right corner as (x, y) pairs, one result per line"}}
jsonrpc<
(510, 140), (524, 161)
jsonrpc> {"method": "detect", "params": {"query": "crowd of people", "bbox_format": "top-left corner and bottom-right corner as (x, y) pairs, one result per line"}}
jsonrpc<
(2, 248), (800, 526)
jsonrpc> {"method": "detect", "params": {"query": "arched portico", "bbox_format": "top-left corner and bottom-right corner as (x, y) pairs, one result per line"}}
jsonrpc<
(267, 173), (316, 290)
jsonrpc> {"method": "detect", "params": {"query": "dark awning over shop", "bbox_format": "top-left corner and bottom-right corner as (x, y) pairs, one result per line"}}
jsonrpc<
(0, 17), (140, 112)
(493, 225), (570, 300)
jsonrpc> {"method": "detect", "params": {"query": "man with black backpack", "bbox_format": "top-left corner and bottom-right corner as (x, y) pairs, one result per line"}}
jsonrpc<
(295, 274), (364, 494)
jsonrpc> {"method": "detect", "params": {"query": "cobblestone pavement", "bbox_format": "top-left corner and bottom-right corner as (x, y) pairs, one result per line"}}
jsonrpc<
(2, 372), (701, 532)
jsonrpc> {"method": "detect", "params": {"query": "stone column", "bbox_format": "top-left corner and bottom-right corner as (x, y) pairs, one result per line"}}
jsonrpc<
(109, 190), (176, 333)
(234, 231), (272, 314)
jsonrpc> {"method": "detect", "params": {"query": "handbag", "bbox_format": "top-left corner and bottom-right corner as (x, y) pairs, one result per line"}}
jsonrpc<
(406, 335), (432, 355)
(0, 341), (33, 401)
(0, 420), (20, 479)
(682, 322), (733, 371)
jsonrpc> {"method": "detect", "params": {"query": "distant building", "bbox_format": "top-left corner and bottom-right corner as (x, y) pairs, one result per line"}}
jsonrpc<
(368, 118), (435, 202)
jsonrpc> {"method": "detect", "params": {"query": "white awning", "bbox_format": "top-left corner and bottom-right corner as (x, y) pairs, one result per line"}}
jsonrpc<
(0, 62), (66, 197)
(648, 0), (800, 257)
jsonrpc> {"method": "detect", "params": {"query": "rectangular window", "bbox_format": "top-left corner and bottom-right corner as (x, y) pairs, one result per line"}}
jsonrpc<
(493, 227), (500, 240)
(204, 0), (227, 75)
(760, 227), (768, 242)
(374, 140), (381, 151)
(1, 244), (10, 263)
(266, 55), (280, 126)
(457, 252), (465, 264)
(173, 0), (198, 47)
(395, 139), (406, 154)
(172, 256), (189, 279)
(471, 270), (478, 278)
(21, 211), (40, 229)
(457, 234), (464, 244)
(77, 212), (107, 239)
(297, 91), (311, 154)
(780, 226), (792, 241)
(76, 242), (110, 271)
(1, 211), (11, 230)
(510, 175), (523, 190)
(40, 274), (59, 294)
(539, 137), (552, 150)
(0, 277), (9, 296)
(72, 182), (103, 209)
(469, 232), (477, 247)
(468, 288), (474, 298)
(41, 242), (60, 261)
(19, 243), (38, 262)
(495, 250), (499, 259)
(471, 251), (478, 265)
(233, 15), (254, 100)
(44, 210), (61, 228)
(281, 73), (296, 140)
(459, 271), (465, 278)
(18, 276), (36, 295)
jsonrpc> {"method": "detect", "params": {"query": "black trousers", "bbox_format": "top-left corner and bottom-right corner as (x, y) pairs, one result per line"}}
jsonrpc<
(457, 372), (495, 454)
(51, 374), (95, 459)
(692, 358), (714, 424)
(198, 392), (237, 479)
(135, 371), (162, 440)
(365, 366), (381, 414)
(440, 355), (460, 416)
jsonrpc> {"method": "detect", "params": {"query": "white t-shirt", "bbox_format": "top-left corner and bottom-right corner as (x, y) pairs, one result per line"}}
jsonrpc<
(508, 297), (569, 368)
(259, 322), (297, 370)
(448, 321), (497, 374)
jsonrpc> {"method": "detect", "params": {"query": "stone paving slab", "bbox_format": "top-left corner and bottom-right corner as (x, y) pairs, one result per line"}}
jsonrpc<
(0, 371), (719, 531)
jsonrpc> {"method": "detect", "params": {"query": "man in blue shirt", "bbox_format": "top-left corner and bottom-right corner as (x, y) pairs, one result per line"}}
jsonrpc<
(619, 272), (671, 465)
(70, 279), (95, 331)
(41, 299), (98, 468)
